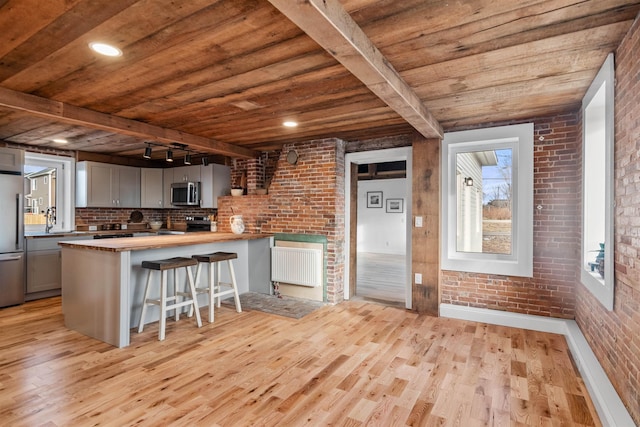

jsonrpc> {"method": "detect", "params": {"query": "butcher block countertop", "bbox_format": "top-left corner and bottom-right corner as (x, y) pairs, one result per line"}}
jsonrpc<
(58, 232), (273, 252)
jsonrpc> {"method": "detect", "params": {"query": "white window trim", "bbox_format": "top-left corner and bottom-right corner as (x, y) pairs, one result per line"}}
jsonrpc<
(24, 152), (75, 233)
(580, 53), (615, 311)
(441, 123), (533, 277)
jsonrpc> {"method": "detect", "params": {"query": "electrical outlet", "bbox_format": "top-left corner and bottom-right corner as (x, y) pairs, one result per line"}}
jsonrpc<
(415, 273), (422, 284)
(415, 216), (423, 227)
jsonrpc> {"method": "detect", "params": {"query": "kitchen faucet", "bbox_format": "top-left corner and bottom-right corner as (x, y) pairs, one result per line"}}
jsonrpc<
(45, 207), (56, 233)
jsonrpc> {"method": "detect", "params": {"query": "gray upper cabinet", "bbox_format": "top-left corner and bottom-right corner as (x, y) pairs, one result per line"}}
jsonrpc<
(174, 165), (201, 183)
(76, 161), (141, 208)
(0, 146), (24, 172)
(140, 168), (163, 208)
(162, 168), (175, 209)
(201, 164), (230, 208)
(77, 161), (229, 209)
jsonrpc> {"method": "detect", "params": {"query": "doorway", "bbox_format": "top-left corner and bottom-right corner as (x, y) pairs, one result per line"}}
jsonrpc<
(344, 147), (412, 309)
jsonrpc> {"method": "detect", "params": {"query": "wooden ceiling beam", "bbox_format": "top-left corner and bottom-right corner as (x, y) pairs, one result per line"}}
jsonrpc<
(0, 87), (259, 159)
(268, 0), (443, 139)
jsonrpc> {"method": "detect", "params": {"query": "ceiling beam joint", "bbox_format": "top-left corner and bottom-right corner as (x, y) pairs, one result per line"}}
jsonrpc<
(268, 0), (443, 139)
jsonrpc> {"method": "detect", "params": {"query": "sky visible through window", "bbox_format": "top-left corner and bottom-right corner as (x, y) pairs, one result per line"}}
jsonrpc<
(482, 149), (512, 205)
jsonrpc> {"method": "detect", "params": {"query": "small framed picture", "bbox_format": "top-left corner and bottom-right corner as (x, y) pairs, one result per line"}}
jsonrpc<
(367, 191), (383, 208)
(386, 198), (403, 213)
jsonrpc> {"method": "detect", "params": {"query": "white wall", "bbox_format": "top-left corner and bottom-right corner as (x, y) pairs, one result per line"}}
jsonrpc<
(357, 178), (406, 254)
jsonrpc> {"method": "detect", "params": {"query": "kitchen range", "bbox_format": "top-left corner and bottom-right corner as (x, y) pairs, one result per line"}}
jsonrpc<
(0, 147), (25, 308)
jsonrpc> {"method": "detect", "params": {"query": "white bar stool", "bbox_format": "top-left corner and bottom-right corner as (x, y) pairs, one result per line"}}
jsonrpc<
(138, 257), (202, 341)
(189, 252), (242, 322)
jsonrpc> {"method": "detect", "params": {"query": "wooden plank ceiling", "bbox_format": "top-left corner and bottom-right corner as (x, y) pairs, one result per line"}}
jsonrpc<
(0, 0), (637, 160)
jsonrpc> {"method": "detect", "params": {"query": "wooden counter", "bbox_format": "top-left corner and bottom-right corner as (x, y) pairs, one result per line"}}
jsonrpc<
(60, 233), (273, 347)
(58, 232), (273, 252)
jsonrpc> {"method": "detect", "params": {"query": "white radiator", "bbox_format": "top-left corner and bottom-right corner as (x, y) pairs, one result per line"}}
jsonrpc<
(271, 246), (323, 287)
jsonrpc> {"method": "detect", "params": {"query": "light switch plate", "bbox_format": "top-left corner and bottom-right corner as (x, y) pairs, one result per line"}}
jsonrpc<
(415, 273), (422, 284)
(415, 216), (423, 227)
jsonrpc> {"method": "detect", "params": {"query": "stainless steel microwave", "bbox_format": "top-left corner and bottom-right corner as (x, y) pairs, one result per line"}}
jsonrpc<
(170, 181), (200, 206)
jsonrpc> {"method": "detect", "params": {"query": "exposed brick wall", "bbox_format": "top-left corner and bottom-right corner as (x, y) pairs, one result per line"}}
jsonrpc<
(232, 156), (267, 193)
(576, 16), (640, 424)
(218, 139), (346, 304)
(441, 114), (581, 319)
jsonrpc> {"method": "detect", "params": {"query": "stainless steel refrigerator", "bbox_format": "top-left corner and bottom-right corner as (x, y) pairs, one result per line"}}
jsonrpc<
(0, 147), (25, 308)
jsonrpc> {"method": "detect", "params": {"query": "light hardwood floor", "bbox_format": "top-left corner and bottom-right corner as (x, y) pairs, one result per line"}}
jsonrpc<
(356, 252), (406, 305)
(0, 297), (600, 426)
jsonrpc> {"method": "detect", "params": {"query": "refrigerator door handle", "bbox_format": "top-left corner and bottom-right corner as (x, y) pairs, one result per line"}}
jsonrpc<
(0, 254), (22, 262)
(15, 193), (23, 251)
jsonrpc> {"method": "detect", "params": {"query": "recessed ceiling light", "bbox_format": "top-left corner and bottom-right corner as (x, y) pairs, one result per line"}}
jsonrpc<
(89, 42), (122, 57)
(283, 121), (298, 128)
(52, 138), (68, 144)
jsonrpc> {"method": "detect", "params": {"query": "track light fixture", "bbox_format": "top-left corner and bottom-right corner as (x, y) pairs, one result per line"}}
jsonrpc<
(142, 141), (200, 164)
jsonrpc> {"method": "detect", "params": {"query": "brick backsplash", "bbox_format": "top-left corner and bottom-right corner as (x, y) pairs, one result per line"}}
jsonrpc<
(75, 207), (217, 228)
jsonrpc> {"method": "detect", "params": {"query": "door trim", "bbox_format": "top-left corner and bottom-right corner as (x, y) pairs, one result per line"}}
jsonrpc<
(344, 147), (412, 309)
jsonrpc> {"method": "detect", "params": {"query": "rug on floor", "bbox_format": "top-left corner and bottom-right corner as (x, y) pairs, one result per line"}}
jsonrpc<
(221, 292), (325, 319)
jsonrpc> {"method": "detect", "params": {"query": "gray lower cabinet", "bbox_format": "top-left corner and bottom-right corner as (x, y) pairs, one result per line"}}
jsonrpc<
(26, 249), (61, 294)
(25, 235), (88, 300)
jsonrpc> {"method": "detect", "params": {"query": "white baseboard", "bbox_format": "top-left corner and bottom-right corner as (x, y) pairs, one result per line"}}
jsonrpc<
(439, 304), (634, 427)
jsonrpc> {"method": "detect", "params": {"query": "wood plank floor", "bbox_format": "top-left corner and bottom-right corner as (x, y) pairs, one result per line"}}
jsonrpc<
(357, 252), (406, 304)
(0, 297), (601, 426)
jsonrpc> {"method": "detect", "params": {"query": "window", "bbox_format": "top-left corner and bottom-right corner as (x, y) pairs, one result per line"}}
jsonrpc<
(581, 53), (614, 310)
(24, 152), (75, 233)
(442, 123), (533, 277)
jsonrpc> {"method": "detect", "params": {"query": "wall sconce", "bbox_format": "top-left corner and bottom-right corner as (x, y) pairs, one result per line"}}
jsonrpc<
(464, 177), (473, 186)
(166, 149), (173, 162)
(143, 144), (152, 159)
(184, 152), (191, 165)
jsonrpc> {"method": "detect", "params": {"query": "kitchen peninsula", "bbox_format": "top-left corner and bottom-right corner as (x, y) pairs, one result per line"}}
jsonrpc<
(59, 232), (273, 347)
